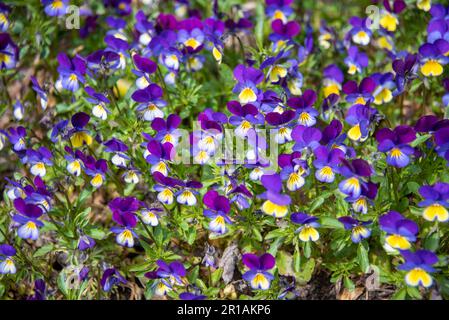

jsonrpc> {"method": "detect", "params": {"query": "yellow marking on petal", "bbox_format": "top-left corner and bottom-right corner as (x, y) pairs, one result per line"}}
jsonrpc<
(348, 124), (362, 141)
(299, 112), (311, 123)
(162, 134), (174, 144)
(378, 36), (393, 51)
(269, 65), (287, 82)
(25, 221), (37, 230)
(380, 13), (398, 32)
(70, 132), (92, 148)
(184, 38), (200, 49)
(421, 60), (443, 77)
(251, 273), (270, 290)
(52, 0), (63, 9)
(91, 174), (103, 187)
(353, 31), (370, 45)
(374, 88), (393, 105)
(386, 234), (411, 250)
(0, 53), (10, 64)
(261, 200), (288, 218)
(355, 97), (366, 105)
(348, 64), (358, 75)
(406, 268), (433, 287)
(212, 47), (222, 64)
(69, 73), (78, 82)
(423, 204), (449, 222)
(390, 148), (403, 158)
(299, 225), (320, 242)
(239, 87), (257, 103)
(323, 84), (340, 97)
(273, 10), (286, 21)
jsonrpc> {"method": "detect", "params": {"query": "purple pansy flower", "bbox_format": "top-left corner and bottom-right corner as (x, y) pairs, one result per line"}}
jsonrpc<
(242, 253), (275, 290)
(42, 0), (68, 16)
(287, 89), (318, 127)
(101, 268), (127, 292)
(203, 190), (232, 234)
(228, 101), (264, 138)
(23, 146), (53, 177)
(345, 104), (378, 142)
(338, 216), (372, 243)
(418, 182), (449, 222)
(56, 53), (86, 92)
(313, 145), (344, 183)
(279, 152), (308, 191)
(344, 46), (368, 75)
(379, 211), (419, 250)
(12, 198), (44, 241)
(132, 84), (166, 121)
(0, 32), (18, 70)
(338, 158), (373, 198)
(398, 250), (438, 288)
(232, 65), (264, 104)
(291, 212), (320, 242)
(85, 86), (111, 120)
(375, 125), (416, 168)
(0, 244), (17, 274)
(259, 174), (291, 218)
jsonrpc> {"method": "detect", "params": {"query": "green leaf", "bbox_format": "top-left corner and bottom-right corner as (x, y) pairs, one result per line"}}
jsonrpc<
(357, 244), (370, 273)
(33, 244), (54, 258)
(320, 216), (344, 229)
(296, 258), (315, 284)
(410, 134), (432, 147)
(424, 232), (440, 251)
(276, 250), (294, 277)
(293, 244), (301, 274)
(303, 241), (311, 258)
(391, 288), (407, 300)
(343, 276), (355, 291)
(211, 268), (223, 286)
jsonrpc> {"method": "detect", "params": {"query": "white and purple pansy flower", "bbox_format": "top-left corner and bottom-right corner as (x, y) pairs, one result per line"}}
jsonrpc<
(242, 253), (275, 290)
(338, 216), (372, 243)
(291, 212), (320, 242)
(375, 125), (416, 168)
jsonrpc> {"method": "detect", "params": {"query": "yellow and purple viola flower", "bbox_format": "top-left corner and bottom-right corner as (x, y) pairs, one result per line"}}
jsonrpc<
(291, 125), (322, 152)
(227, 101), (264, 138)
(68, 112), (93, 148)
(0, 126), (27, 152)
(344, 46), (368, 75)
(379, 0), (406, 32)
(313, 145), (344, 183)
(379, 211), (419, 250)
(0, 3), (10, 32)
(0, 32), (18, 70)
(104, 34), (130, 70)
(287, 89), (318, 127)
(338, 158), (373, 198)
(398, 250), (438, 288)
(101, 267), (127, 292)
(375, 125), (416, 168)
(268, 19), (300, 52)
(228, 182), (253, 210)
(152, 114), (182, 147)
(84, 86), (111, 120)
(16, 176), (52, 211)
(259, 173), (291, 218)
(153, 171), (181, 205)
(347, 181), (378, 214)
(279, 152), (308, 191)
(318, 21), (336, 50)
(56, 53), (86, 92)
(371, 72), (396, 105)
(338, 216), (372, 243)
(260, 50), (291, 84)
(0, 244), (17, 274)
(242, 253), (275, 290)
(265, 0), (293, 23)
(418, 41), (449, 77)
(176, 180), (202, 206)
(427, 6), (449, 42)
(345, 104), (378, 142)
(347, 16), (372, 46)
(232, 64), (264, 104)
(64, 146), (84, 176)
(82, 156), (108, 188)
(140, 207), (162, 226)
(291, 212), (320, 242)
(23, 146), (53, 177)
(132, 83), (166, 121)
(134, 10), (154, 48)
(177, 18), (204, 51)
(109, 196), (142, 247)
(145, 260), (186, 296)
(12, 198), (44, 241)
(132, 53), (157, 89)
(27, 279), (46, 300)
(203, 189), (232, 234)
(145, 140), (174, 176)
(322, 64), (344, 98)
(203, 18), (225, 64)
(42, 0), (68, 16)
(418, 182), (449, 222)
(342, 77), (375, 105)
(265, 108), (296, 144)
(104, 138), (130, 168)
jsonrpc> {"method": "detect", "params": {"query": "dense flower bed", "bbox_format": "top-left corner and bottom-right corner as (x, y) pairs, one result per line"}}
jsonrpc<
(0, 0), (448, 300)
